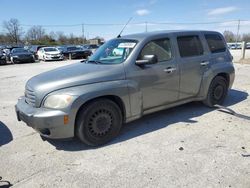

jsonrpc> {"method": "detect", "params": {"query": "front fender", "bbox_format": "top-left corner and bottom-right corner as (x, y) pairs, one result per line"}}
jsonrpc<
(52, 80), (131, 126)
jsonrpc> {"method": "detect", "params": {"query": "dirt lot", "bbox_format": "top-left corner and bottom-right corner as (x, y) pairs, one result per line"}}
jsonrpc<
(0, 60), (250, 188)
(230, 49), (250, 63)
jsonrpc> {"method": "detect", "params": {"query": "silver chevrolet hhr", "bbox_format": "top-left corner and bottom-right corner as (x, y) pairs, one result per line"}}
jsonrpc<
(16, 30), (235, 146)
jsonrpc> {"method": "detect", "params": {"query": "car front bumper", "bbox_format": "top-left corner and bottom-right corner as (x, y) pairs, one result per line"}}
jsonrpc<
(15, 97), (74, 139)
(44, 55), (64, 60)
(12, 57), (34, 63)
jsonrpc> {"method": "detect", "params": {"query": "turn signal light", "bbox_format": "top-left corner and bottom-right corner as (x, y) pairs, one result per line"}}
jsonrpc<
(64, 115), (69, 124)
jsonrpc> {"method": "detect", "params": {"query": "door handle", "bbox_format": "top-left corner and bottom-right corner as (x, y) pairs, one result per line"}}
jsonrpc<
(164, 67), (176, 73)
(200, 61), (209, 66)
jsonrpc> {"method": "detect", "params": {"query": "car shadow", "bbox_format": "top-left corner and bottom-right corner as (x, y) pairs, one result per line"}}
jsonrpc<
(0, 176), (13, 188)
(47, 89), (248, 151)
(0, 121), (13, 147)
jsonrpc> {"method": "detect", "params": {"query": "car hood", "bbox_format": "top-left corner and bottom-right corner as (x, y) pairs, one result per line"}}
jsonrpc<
(26, 62), (125, 103)
(45, 51), (60, 55)
(12, 52), (32, 56)
(66, 49), (86, 53)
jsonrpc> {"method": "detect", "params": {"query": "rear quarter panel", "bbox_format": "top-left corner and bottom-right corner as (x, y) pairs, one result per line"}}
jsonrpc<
(198, 31), (235, 98)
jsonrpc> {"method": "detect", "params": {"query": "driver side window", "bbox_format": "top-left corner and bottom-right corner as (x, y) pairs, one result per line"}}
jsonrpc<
(139, 38), (172, 62)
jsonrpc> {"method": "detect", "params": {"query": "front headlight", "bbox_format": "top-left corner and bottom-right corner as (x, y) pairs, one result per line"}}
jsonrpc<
(13, 55), (19, 58)
(43, 95), (74, 109)
(45, 53), (51, 56)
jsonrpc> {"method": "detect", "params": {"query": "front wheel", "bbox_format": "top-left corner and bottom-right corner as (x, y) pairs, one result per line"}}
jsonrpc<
(76, 99), (122, 146)
(203, 76), (228, 107)
(10, 57), (15, 64)
(43, 56), (47, 62)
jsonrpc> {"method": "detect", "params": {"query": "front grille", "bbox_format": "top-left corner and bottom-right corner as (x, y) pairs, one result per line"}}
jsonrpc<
(20, 54), (31, 58)
(25, 86), (36, 107)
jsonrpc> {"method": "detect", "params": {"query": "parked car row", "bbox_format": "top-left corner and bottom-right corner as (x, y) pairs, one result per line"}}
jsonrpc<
(0, 47), (35, 65)
(0, 44), (100, 65)
(227, 42), (250, 49)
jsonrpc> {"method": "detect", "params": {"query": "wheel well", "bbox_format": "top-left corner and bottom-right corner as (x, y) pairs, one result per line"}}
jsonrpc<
(216, 73), (230, 86)
(75, 95), (126, 130)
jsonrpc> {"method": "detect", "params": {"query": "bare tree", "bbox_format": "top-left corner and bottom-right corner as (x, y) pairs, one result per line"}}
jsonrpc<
(242, 33), (250, 42)
(223, 30), (236, 43)
(26, 26), (45, 42)
(49, 31), (57, 41)
(68, 33), (75, 44)
(0, 34), (9, 44)
(56, 31), (68, 44)
(3, 18), (23, 44)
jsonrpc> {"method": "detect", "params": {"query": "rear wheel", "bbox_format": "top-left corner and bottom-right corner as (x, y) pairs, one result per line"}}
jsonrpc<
(76, 99), (122, 146)
(203, 76), (228, 107)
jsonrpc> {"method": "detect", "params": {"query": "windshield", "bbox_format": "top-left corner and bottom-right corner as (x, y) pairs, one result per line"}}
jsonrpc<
(44, 47), (58, 52)
(12, 48), (28, 53)
(88, 39), (137, 64)
(67, 47), (82, 51)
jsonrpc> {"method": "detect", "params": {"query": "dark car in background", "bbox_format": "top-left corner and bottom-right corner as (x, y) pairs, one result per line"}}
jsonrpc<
(81, 44), (99, 53)
(0, 50), (7, 65)
(10, 48), (35, 64)
(29, 45), (47, 59)
(58, 46), (92, 59)
(2, 46), (24, 61)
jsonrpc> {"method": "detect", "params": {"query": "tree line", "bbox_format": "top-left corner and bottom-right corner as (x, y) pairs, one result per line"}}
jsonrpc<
(1, 18), (250, 45)
(223, 30), (250, 43)
(0, 18), (103, 45)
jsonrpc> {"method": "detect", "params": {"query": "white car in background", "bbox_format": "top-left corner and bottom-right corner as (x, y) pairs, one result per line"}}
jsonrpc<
(37, 47), (64, 61)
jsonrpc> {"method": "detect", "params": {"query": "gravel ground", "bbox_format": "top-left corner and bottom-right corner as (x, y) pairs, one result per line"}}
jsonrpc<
(230, 49), (250, 62)
(0, 60), (250, 188)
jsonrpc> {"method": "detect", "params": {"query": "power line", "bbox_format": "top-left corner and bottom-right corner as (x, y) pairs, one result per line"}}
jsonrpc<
(18, 19), (250, 27)
(21, 24), (82, 27)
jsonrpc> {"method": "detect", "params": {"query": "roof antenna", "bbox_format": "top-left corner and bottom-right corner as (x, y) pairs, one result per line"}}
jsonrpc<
(117, 17), (133, 38)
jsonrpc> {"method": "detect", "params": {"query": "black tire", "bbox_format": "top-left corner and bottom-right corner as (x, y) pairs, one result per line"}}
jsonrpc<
(203, 76), (228, 107)
(76, 99), (122, 146)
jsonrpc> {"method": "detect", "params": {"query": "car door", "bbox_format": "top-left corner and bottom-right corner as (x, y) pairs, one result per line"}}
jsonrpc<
(174, 33), (209, 99)
(132, 37), (180, 110)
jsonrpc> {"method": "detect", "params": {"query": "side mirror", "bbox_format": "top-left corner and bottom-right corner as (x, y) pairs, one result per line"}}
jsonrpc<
(136, 55), (158, 65)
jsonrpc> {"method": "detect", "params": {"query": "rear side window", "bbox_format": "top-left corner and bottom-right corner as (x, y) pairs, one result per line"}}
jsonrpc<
(205, 34), (226, 53)
(177, 35), (203, 57)
(140, 38), (172, 62)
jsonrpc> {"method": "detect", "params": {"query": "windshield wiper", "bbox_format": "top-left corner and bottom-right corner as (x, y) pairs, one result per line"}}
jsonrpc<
(86, 60), (102, 64)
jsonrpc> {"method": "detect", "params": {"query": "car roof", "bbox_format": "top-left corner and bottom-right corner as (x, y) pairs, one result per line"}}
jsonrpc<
(121, 30), (222, 41)
(12, 47), (25, 50)
(11, 48), (28, 52)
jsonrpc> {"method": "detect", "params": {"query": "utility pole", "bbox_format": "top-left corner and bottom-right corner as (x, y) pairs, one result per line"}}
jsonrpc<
(145, 21), (148, 32)
(82, 23), (85, 43)
(235, 19), (240, 45)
